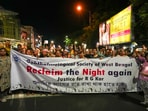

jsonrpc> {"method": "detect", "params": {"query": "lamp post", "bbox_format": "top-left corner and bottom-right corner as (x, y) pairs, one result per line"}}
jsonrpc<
(75, 4), (83, 22)
(76, 3), (91, 26)
(88, 11), (91, 26)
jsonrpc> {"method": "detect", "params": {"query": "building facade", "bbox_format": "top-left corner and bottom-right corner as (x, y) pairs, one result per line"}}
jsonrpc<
(0, 6), (20, 41)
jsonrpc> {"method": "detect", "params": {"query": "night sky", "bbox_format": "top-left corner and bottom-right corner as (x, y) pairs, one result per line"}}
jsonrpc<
(0, 0), (92, 40)
(0, 0), (130, 42)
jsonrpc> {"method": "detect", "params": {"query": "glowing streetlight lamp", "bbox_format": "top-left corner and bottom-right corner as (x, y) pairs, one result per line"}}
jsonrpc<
(76, 5), (82, 12)
(75, 3), (91, 26)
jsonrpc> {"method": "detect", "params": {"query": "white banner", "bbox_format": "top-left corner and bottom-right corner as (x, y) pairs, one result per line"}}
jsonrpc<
(10, 49), (140, 93)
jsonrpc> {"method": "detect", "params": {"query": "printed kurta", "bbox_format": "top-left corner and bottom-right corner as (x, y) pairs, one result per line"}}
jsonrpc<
(0, 56), (11, 92)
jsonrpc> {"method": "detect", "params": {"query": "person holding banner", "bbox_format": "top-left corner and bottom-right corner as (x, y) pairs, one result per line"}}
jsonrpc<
(139, 52), (148, 110)
(0, 47), (11, 102)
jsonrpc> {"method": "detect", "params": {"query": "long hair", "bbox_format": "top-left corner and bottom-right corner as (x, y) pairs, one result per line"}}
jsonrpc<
(0, 47), (9, 56)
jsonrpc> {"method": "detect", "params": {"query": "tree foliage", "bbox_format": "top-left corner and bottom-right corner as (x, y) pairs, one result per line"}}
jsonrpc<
(130, 0), (148, 43)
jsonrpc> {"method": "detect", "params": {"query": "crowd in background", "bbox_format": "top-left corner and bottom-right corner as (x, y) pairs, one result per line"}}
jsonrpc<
(0, 40), (148, 59)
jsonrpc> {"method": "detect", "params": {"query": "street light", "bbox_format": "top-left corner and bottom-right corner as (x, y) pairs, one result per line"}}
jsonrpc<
(75, 3), (83, 21)
(76, 5), (82, 12)
(75, 3), (91, 26)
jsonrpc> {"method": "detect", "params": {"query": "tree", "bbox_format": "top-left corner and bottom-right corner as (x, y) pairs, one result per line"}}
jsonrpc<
(130, 0), (148, 44)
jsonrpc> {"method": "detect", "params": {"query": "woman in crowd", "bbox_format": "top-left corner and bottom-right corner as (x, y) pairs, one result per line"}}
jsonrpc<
(0, 47), (11, 102)
(139, 52), (148, 110)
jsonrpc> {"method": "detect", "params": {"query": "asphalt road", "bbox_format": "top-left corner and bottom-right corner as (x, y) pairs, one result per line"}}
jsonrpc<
(0, 92), (147, 111)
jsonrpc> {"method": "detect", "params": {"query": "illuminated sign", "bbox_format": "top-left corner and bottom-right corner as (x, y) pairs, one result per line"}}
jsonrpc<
(110, 5), (132, 44)
(99, 5), (132, 45)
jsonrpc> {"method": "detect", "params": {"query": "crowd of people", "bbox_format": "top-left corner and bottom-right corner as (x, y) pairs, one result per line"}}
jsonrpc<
(0, 40), (148, 110)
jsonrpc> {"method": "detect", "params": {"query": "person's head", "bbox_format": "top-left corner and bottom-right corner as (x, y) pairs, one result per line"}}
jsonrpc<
(55, 50), (62, 57)
(5, 40), (11, 48)
(26, 48), (33, 55)
(21, 48), (27, 54)
(33, 48), (40, 57)
(0, 47), (9, 56)
(41, 48), (49, 57)
(17, 44), (22, 51)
